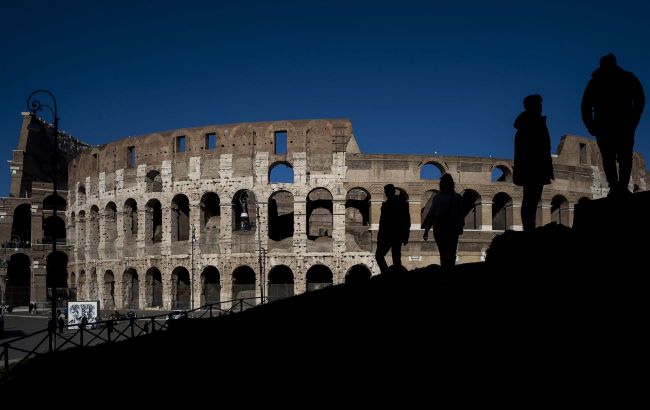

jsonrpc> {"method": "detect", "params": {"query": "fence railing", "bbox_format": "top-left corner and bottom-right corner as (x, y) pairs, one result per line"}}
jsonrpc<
(0, 296), (267, 383)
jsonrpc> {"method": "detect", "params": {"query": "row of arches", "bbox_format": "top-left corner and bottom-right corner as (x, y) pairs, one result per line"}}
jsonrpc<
(67, 187), (585, 257)
(76, 162), (515, 203)
(419, 163), (514, 183)
(69, 264), (371, 310)
(9, 194), (67, 248)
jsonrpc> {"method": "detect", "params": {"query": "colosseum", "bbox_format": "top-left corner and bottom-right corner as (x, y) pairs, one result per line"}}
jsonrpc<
(1, 113), (648, 311)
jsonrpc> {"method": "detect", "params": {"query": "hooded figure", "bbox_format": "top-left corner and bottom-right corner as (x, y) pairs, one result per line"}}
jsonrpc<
(581, 53), (645, 196)
(513, 94), (554, 232)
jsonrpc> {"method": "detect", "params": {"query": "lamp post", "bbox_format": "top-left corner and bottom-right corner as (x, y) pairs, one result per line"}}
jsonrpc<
(256, 202), (265, 304)
(27, 90), (59, 328)
(191, 224), (195, 311)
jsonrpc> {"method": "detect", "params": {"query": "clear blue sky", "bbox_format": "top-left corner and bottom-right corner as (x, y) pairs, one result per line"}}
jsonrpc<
(2, 0), (649, 195)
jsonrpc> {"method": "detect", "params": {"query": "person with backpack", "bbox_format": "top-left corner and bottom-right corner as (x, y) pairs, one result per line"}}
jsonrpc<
(581, 53), (644, 197)
(423, 173), (465, 272)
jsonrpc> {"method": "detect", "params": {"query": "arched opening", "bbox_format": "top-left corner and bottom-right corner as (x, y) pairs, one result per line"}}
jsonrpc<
(492, 192), (513, 231)
(78, 185), (86, 205)
(146, 170), (163, 192)
(345, 188), (371, 251)
(145, 199), (163, 244)
(123, 268), (139, 309)
(269, 162), (294, 184)
(43, 194), (66, 211)
(46, 251), (68, 304)
(268, 265), (294, 301)
(88, 206), (100, 258)
(551, 195), (570, 226)
(145, 267), (163, 308)
(123, 199), (138, 244)
(200, 192), (221, 253)
(78, 270), (87, 300)
(633, 184), (641, 193)
(11, 204), (31, 248)
(231, 190), (257, 253)
(491, 165), (513, 183)
(87, 270), (97, 301)
(201, 266), (221, 306)
(232, 266), (256, 307)
(461, 189), (482, 230)
(306, 265), (333, 291)
(268, 190), (294, 251)
(420, 189), (438, 228)
(77, 211), (87, 250)
(171, 266), (191, 310)
(345, 264), (371, 285)
(104, 270), (115, 309)
(171, 194), (190, 242)
(307, 188), (333, 252)
(43, 215), (66, 244)
(104, 202), (117, 255)
(232, 190), (257, 232)
(577, 197), (591, 206)
(6, 253), (30, 306)
(420, 162), (445, 180)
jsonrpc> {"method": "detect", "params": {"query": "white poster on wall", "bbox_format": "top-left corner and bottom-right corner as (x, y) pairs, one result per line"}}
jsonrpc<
(67, 301), (99, 330)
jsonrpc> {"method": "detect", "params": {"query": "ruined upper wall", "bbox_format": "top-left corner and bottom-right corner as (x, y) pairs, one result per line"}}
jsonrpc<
(68, 118), (356, 185)
(8, 113), (90, 198)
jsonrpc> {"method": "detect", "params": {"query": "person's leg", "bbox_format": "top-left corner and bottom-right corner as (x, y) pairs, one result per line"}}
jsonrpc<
(375, 240), (390, 274)
(597, 136), (618, 192)
(617, 132), (635, 192)
(390, 239), (403, 268)
(434, 232), (452, 270)
(521, 184), (542, 232)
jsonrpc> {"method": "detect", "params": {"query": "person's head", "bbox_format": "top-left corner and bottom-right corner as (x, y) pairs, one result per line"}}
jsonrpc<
(600, 53), (618, 70)
(523, 94), (543, 115)
(440, 173), (455, 193)
(384, 184), (396, 198)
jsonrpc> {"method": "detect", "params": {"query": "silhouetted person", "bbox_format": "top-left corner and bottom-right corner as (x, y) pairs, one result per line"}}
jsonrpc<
(422, 174), (464, 271)
(57, 309), (65, 333)
(375, 184), (410, 273)
(582, 53), (645, 196)
(513, 94), (554, 232)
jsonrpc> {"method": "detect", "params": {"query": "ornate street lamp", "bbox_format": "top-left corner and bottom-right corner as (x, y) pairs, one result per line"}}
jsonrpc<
(26, 90), (61, 332)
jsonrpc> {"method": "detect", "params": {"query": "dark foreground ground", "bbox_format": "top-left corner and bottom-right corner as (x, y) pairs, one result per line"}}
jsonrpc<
(2, 192), (648, 403)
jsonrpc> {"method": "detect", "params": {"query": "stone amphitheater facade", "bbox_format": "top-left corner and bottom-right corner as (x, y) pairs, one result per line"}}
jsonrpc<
(2, 114), (648, 310)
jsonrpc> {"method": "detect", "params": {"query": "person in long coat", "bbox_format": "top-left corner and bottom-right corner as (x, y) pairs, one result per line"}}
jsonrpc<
(513, 94), (554, 232)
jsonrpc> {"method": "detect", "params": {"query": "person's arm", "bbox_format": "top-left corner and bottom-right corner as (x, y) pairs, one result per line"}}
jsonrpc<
(581, 81), (596, 134)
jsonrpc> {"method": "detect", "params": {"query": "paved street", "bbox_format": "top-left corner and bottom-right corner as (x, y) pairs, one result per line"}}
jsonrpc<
(1, 309), (172, 364)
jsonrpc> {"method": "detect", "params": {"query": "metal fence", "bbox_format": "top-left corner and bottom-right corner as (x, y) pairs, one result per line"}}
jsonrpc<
(0, 296), (266, 383)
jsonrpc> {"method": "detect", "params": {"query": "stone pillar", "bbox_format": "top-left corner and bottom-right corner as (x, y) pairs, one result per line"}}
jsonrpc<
(161, 204), (172, 256)
(137, 165), (147, 192)
(293, 197), (307, 255)
(511, 202), (523, 231)
(98, 205), (106, 259)
(332, 196), (346, 254)
(137, 209), (146, 258)
(480, 201), (492, 230)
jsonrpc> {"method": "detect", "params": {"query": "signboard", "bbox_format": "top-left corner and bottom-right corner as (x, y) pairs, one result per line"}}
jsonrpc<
(67, 301), (99, 330)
